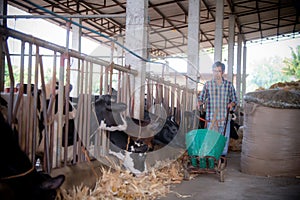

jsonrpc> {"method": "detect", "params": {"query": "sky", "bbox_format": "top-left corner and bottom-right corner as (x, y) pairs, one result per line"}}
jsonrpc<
(5, 5), (300, 75)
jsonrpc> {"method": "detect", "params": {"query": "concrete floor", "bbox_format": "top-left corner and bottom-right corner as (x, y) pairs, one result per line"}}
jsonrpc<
(51, 151), (300, 200)
(159, 152), (300, 200)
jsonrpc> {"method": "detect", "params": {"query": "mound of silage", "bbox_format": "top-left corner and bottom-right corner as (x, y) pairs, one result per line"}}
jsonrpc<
(244, 80), (300, 109)
(244, 89), (300, 109)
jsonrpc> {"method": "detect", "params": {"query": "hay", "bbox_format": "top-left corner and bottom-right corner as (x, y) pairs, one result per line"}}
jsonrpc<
(57, 159), (185, 200)
(247, 80), (300, 109)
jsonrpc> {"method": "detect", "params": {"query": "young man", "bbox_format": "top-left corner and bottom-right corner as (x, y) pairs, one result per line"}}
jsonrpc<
(198, 61), (238, 157)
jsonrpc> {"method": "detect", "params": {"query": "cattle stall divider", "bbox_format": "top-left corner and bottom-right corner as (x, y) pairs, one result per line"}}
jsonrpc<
(0, 26), (198, 172)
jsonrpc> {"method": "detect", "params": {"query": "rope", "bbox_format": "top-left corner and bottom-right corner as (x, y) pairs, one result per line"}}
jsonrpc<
(194, 113), (208, 128)
(82, 147), (99, 179)
(1, 165), (35, 180)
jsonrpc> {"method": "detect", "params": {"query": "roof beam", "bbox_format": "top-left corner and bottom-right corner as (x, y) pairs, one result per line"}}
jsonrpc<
(256, 0), (263, 38)
(149, 0), (185, 54)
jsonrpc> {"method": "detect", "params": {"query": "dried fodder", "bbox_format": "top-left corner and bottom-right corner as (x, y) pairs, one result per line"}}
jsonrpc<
(56, 159), (185, 200)
(269, 80), (300, 90)
(245, 80), (300, 109)
(244, 89), (300, 108)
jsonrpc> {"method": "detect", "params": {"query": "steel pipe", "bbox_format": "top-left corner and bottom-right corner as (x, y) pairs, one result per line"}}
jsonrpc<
(0, 14), (126, 19)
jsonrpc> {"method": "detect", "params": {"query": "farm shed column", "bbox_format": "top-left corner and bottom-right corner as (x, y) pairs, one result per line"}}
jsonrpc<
(227, 15), (235, 83)
(242, 42), (247, 105)
(187, 0), (200, 90)
(236, 34), (242, 104)
(214, 0), (224, 61)
(125, 0), (148, 120)
(116, 37), (124, 66)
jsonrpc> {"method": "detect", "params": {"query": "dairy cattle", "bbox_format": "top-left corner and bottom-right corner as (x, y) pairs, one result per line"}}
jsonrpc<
(0, 112), (65, 200)
(0, 96), (8, 119)
(94, 94), (182, 175)
(93, 94), (148, 175)
(38, 90), (76, 148)
(152, 115), (184, 148)
(229, 111), (240, 140)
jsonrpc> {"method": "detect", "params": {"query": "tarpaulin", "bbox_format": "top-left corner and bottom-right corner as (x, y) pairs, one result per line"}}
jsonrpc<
(186, 129), (226, 168)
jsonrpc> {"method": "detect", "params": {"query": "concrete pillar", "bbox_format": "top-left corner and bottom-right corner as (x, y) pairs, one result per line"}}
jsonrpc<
(125, 0), (148, 119)
(227, 15), (235, 83)
(214, 0), (224, 61)
(242, 42), (247, 104)
(236, 34), (242, 104)
(116, 36), (124, 66)
(187, 0), (200, 90)
(70, 18), (82, 97)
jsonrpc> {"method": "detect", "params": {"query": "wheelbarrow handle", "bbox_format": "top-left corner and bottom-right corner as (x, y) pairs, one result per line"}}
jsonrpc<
(222, 107), (231, 136)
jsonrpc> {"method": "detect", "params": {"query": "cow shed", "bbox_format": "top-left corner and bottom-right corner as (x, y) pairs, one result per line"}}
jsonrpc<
(241, 85), (300, 177)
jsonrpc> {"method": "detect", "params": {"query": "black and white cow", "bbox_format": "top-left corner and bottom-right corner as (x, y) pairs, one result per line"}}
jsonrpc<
(38, 89), (77, 148)
(93, 94), (148, 175)
(0, 112), (65, 200)
(229, 110), (240, 140)
(94, 94), (182, 175)
(36, 81), (78, 164)
(152, 115), (184, 148)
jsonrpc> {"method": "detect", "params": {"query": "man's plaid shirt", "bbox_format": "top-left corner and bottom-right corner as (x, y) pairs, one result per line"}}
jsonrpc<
(198, 78), (237, 121)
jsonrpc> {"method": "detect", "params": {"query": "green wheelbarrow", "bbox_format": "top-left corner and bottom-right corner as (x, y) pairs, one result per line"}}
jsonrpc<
(182, 128), (227, 182)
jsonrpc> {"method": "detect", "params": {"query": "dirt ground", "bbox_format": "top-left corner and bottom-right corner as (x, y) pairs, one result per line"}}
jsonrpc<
(159, 152), (300, 200)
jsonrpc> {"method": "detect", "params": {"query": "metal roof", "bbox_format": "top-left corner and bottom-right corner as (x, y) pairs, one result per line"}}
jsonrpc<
(6, 0), (300, 57)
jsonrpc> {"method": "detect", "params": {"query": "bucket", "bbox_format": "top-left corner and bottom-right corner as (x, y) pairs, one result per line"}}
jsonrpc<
(186, 129), (226, 168)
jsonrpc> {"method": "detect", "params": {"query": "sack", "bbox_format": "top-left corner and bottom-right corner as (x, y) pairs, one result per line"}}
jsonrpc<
(186, 129), (226, 168)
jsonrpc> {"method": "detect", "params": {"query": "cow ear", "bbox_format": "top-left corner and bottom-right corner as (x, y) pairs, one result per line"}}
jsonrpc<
(40, 175), (65, 190)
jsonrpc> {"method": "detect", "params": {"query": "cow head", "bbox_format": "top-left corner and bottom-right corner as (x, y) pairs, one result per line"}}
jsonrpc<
(0, 112), (65, 200)
(229, 110), (240, 140)
(152, 115), (183, 148)
(94, 94), (127, 131)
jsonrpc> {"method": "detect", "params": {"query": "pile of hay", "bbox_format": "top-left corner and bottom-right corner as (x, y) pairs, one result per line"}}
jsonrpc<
(57, 159), (186, 200)
(245, 80), (300, 109)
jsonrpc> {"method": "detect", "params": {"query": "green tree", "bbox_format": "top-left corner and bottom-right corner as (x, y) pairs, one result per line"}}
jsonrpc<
(282, 45), (300, 79)
(246, 56), (292, 92)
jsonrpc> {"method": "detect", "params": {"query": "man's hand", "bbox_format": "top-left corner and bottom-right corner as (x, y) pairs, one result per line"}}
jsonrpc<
(227, 102), (236, 110)
(197, 101), (203, 110)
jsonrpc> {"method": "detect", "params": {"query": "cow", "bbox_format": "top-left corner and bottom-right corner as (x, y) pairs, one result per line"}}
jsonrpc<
(92, 94), (148, 175)
(108, 132), (149, 176)
(0, 112), (65, 200)
(229, 110), (240, 140)
(0, 96), (8, 120)
(36, 80), (78, 165)
(37, 89), (76, 147)
(93, 94), (182, 175)
(152, 115), (185, 148)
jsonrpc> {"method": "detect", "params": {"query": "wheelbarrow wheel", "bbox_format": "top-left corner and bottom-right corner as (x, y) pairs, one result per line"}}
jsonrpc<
(183, 169), (190, 180)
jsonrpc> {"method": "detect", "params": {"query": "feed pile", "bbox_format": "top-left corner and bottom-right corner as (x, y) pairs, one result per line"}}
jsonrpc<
(57, 159), (186, 200)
